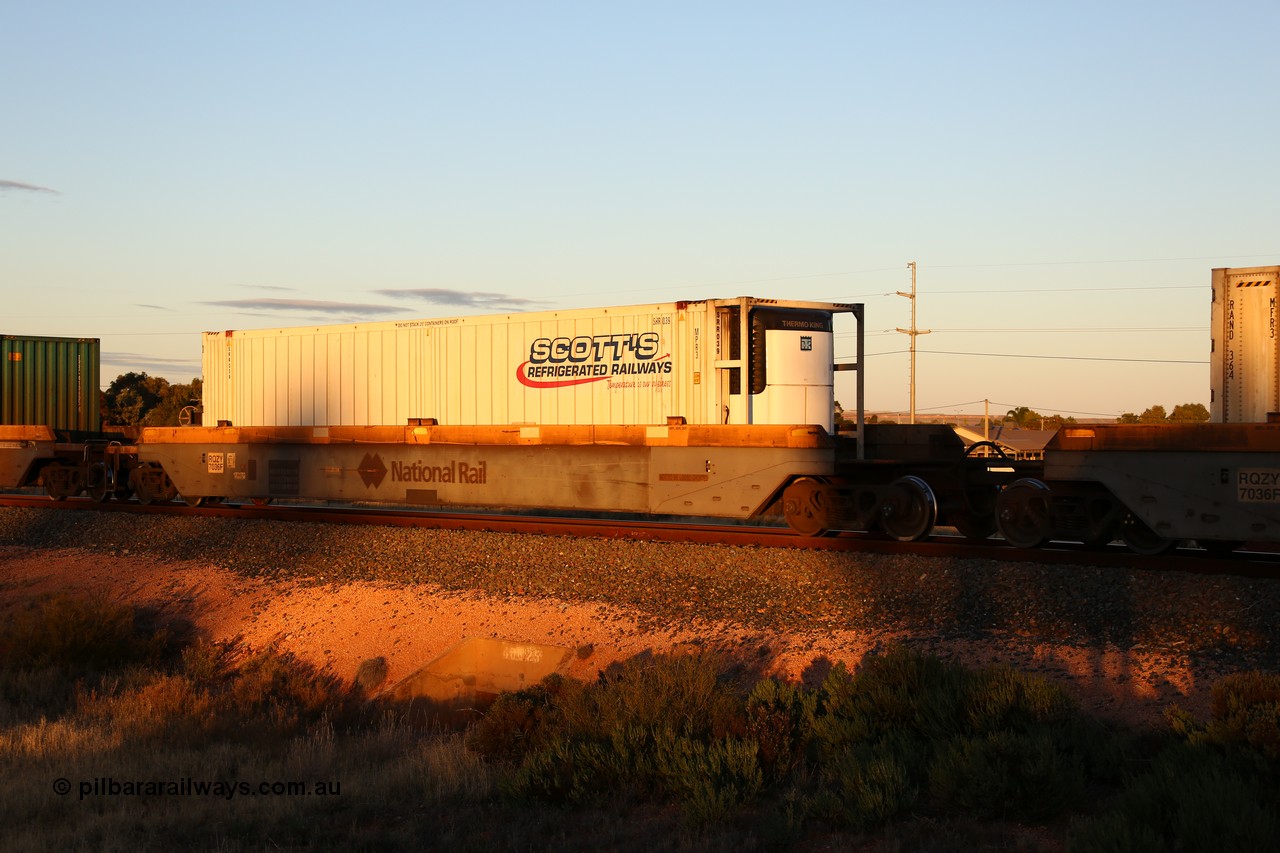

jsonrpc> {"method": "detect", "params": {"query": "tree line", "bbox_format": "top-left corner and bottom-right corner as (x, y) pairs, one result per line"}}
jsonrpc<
(102, 373), (202, 427)
(839, 401), (1212, 428)
(1003, 403), (1210, 428)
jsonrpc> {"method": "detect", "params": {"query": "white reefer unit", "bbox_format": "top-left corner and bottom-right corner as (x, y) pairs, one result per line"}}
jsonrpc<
(201, 297), (859, 431)
(1211, 266), (1280, 423)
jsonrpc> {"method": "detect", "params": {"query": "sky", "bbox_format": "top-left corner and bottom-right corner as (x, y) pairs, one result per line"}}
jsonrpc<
(4, 1), (1278, 420)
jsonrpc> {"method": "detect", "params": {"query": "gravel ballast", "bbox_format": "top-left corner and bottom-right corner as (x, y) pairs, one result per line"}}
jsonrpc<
(2, 506), (1277, 727)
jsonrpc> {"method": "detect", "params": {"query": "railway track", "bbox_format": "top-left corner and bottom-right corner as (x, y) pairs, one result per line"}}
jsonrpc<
(2, 492), (1275, 578)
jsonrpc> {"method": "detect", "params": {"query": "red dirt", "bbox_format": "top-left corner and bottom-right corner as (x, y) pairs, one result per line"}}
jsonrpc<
(0, 545), (1214, 729)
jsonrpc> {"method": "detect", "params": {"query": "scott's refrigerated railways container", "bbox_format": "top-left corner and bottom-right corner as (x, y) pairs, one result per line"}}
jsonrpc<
(201, 297), (860, 431)
(0, 335), (100, 434)
(1211, 266), (1280, 423)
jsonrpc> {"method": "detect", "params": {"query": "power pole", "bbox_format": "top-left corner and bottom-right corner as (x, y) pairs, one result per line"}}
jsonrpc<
(896, 261), (931, 424)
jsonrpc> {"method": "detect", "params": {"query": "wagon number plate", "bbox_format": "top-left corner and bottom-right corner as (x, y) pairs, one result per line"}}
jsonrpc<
(1238, 469), (1280, 503)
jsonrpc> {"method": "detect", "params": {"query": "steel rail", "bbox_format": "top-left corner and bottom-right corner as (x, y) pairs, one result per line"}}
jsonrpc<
(1, 493), (1275, 577)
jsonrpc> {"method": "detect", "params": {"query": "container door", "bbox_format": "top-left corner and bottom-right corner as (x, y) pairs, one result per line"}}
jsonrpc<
(1213, 267), (1279, 422)
(714, 306), (746, 424)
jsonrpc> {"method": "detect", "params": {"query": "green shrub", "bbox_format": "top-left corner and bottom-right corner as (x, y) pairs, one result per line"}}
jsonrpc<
(1198, 672), (1280, 761)
(0, 594), (173, 675)
(744, 677), (817, 783)
(74, 643), (366, 746)
(469, 652), (747, 763)
(587, 651), (747, 740)
(962, 664), (1075, 733)
(179, 640), (230, 683)
(811, 647), (968, 751)
(1069, 745), (1280, 852)
(803, 647), (1101, 828)
(486, 655), (764, 822)
(505, 723), (766, 821)
(503, 734), (607, 805)
(466, 681), (562, 761)
(1065, 811), (1166, 853)
(225, 646), (361, 736)
(651, 729), (763, 825)
(929, 729), (1086, 820)
(816, 742), (917, 829)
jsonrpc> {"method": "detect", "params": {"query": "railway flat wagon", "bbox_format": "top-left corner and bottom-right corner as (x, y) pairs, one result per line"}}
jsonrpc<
(1211, 265), (1280, 423)
(201, 297), (861, 432)
(994, 423), (1280, 553)
(135, 422), (838, 521)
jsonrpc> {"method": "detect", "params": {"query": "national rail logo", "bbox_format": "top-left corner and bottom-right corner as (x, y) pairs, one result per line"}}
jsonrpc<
(357, 454), (387, 488)
(356, 454), (489, 489)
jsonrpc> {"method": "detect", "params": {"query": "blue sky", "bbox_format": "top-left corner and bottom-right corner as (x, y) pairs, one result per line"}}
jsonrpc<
(4, 1), (1277, 418)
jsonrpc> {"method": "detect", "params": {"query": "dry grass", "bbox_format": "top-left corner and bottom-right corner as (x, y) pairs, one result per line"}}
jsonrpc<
(0, 594), (499, 851)
(3, 593), (1279, 852)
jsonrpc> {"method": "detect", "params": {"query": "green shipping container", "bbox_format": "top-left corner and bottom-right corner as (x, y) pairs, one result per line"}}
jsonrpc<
(1, 335), (101, 434)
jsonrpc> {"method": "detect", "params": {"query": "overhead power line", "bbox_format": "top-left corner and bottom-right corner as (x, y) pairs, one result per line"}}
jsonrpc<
(925, 253), (1280, 270)
(919, 326), (1203, 333)
(561, 252), (1277, 302)
(921, 349), (1207, 365)
(912, 400), (1123, 418)
(897, 285), (1203, 296)
(849, 349), (1206, 365)
(842, 325), (1203, 338)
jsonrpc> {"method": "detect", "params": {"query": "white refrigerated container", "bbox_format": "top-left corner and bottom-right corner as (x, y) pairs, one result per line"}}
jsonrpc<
(201, 297), (855, 431)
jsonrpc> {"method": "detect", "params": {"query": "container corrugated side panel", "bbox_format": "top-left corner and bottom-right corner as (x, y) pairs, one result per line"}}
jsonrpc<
(1211, 266), (1280, 423)
(0, 335), (100, 433)
(201, 302), (714, 427)
(432, 304), (687, 427)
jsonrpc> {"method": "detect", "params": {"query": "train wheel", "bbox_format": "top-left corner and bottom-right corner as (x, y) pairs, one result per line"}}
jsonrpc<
(43, 464), (75, 500)
(84, 464), (112, 503)
(782, 478), (830, 537)
(1119, 514), (1177, 556)
(183, 495), (207, 507)
(880, 476), (938, 542)
(132, 466), (179, 504)
(996, 478), (1051, 549)
(154, 475), (178, 503)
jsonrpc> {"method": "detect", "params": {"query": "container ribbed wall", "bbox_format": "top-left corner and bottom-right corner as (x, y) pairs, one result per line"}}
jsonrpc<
(0, 335), (101, 433)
